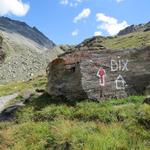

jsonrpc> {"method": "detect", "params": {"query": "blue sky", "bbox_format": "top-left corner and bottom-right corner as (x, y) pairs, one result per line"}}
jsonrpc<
(0, 0), (150, 45)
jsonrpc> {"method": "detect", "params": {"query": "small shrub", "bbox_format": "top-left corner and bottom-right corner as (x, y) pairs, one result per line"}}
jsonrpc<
(136, 104), (150, 129)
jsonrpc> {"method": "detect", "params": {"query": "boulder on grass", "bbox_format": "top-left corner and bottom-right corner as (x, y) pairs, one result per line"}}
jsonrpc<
(46, 41), (150, 101)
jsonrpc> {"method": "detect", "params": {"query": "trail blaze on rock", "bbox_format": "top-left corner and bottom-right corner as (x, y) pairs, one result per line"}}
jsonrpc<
(46, 45), (150, 101)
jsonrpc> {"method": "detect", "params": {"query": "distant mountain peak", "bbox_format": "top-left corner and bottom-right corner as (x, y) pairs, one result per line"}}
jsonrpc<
(0, 17), (59, 84)
(0, 17), (55, 49)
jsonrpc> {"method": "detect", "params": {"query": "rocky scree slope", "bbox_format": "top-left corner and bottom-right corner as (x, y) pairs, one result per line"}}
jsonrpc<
(0, 17), (64, 84)
(0, 35), (5, 63)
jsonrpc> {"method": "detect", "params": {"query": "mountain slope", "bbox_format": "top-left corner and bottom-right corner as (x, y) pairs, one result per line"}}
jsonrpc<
(103, 31), (150, 50)
(0, 17), (63, 84)
(0, 20), (150, 150)
(0, 35), (5, 63)
(67, 22), (150, 52)
(0, 17), (55, 51)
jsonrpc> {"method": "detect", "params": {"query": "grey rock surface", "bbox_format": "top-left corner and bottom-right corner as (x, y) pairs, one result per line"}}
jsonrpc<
(0, 34), (5, 63)
(0, 102), (24, 121)
(118, 21), (150, 36)
(46, 44), (150, 101)
(0, 93), (19, 112)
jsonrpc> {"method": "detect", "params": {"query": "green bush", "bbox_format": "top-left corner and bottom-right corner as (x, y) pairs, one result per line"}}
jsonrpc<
(136, 104), (150, 129)
(33, 105), (73, 121)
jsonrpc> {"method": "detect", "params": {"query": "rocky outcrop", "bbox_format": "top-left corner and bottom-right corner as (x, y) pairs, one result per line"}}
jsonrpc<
(0, 93), (19, 112)
(0, 35), (5, 63)
(46, 40), (150, 101)
(118, 21), (150, 36)
(75, 36), (106, 51)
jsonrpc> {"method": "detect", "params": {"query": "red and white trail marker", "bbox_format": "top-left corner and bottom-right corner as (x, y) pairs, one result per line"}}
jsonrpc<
(97, 67), (106, 86)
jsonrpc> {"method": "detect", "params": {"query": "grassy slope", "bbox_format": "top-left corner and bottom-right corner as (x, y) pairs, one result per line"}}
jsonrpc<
(0, 76), (149, 150)
(0, 75), (47, 97)
(0, 31), (150, 149)
(103, 31), (150, 50)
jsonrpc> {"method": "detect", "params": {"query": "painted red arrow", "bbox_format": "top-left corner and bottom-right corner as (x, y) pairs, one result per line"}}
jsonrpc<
(97, 68), (106, 86)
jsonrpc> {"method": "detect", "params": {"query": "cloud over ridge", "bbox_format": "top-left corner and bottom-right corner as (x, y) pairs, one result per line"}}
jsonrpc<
(0, 0), (30, 17)
(74, 8), (91, 23)
(96, 13), (128, 36)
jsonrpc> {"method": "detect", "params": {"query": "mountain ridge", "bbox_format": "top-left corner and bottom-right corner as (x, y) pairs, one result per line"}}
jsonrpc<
(118, 21), (150, 36)
(0, 17), (64, 84)
(0, 17), (55, 49)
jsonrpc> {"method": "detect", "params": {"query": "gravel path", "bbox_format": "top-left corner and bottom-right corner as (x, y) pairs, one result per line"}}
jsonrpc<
(0, 93), (19, 112)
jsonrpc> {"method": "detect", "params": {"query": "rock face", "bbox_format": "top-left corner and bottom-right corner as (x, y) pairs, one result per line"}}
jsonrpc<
(118, 21), (150, 36)
(75, 36), (106, 51)
(46, 39), (150, 101)
(0, 35), (5, 63)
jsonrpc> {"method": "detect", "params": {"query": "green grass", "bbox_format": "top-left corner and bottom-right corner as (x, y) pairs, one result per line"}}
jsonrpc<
(1, 22), (150, 150)
(0, 114), (149, 150)
(0, 68), (149, 149)
(0, 63), (149, 150)
(136, 104), (150, 129)
(103, 31), (150, 50)
(0, 91), (149, 150)
(14, 95), (145, 124)
(0, 75), (47, 97)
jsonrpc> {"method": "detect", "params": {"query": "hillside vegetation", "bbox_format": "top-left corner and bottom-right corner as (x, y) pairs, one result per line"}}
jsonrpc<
(0, 21), (150, 149)
(103, 31), (150, 50)
(0, 76), (149, 150)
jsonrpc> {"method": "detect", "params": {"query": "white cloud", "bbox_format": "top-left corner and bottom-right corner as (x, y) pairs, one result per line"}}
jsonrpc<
(96, 13), (128, 36)
(60, 0), (124, 7)
(116, 0), (124, 3)
(94, 31), (102, 36)
(0, 0), (30, 16)
(74, 8), (91, 23)
(60, 0), (86, 7)
(72, 29), (79, 36)
(60, 0), (69, 5)
(70, 3), (78, 7)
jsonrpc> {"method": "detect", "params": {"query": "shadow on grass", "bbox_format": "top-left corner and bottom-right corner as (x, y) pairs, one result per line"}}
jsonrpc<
(24, 91), (145, 111)
(25, 92), (79, 110)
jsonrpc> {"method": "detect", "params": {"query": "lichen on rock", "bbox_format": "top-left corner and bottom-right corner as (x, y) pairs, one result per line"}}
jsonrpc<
(46, 41), (150, 101)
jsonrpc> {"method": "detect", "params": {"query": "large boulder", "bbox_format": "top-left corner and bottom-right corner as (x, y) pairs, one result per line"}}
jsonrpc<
(46, 44), (150, 101)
